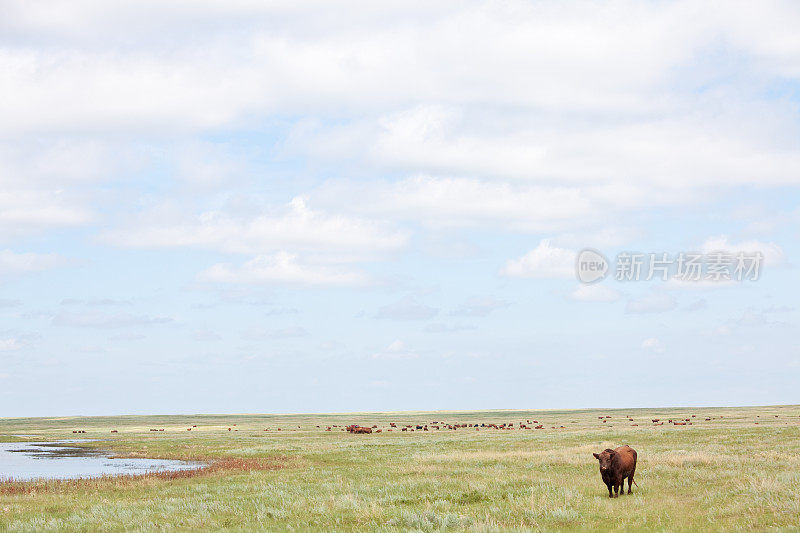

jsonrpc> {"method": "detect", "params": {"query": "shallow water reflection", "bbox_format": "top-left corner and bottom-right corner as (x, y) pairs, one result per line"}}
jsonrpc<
(0, 441), (204, 481)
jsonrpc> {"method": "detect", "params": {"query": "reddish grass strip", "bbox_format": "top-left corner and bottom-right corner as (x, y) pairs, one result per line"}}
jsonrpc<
(0, 456), (291, 495)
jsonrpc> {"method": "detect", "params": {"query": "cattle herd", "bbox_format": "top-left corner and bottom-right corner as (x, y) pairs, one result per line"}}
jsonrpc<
(85, 412), (755, 436)
(334, 420), (565, 433)
(65, 412), (797, 498)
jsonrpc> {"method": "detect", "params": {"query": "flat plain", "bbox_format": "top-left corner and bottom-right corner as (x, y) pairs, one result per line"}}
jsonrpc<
(1, 405), (799, 531)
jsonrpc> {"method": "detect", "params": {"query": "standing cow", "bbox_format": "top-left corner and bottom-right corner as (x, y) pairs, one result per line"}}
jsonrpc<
(593, 445), (637, 497)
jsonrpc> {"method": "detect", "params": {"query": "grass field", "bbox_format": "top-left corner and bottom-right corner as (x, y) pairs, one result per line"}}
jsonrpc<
(1, 405), (799, 531)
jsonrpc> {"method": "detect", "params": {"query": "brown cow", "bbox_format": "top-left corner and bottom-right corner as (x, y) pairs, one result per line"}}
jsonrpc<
(593, 445), (637, 498)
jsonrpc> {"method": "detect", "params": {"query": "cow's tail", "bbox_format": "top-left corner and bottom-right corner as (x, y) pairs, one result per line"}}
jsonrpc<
(632, 478), (639, 487)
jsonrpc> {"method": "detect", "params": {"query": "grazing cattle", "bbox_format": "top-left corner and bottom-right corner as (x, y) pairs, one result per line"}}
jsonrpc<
(593, 445), (638, 498)
(401, 427), (407, 431)
(390, 423), (397, 427)
(346, 425), (373, 434)
(111, 430), (118, 433)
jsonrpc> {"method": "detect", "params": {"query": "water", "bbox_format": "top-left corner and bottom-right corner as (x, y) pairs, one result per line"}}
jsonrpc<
(0, 441), (205, 481)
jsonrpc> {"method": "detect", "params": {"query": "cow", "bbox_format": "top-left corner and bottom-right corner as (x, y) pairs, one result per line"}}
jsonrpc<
(593, 445), (637, 498)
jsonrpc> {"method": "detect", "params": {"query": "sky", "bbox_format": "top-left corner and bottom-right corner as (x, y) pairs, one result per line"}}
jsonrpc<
(1, 0), (799, 416)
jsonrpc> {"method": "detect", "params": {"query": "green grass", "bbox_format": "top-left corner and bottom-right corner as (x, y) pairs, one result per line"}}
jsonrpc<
(2, 405), (800, 531)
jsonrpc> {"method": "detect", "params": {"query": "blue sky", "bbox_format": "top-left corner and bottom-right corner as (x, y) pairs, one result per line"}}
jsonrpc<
(1, 1), (799, 416)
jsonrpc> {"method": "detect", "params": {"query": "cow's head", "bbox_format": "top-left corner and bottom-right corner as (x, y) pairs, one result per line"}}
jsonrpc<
(593, 449), (616, 472)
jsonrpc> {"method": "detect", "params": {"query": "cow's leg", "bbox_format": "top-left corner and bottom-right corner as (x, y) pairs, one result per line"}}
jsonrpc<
(614, 481), (620, 497)
(607, 482), (613, 498)
(628, 467), (636, 494)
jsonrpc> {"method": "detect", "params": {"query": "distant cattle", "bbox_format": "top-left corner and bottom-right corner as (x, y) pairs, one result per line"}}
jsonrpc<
(593, 445), (638, 498)
(346, 425), (373, 434)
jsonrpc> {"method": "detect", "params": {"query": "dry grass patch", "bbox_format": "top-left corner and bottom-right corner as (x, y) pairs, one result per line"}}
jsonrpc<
(0, 456), (293, 496)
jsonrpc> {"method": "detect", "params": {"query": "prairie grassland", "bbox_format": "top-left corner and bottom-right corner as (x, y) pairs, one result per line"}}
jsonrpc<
(1, 405), (799, 531)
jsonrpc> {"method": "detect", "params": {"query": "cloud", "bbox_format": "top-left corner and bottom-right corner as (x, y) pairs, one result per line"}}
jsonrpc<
(502, 240), (574, 279)
(4, 1), (800, 136)
(315, 177), (601, 233)
(371, 340), (418, 360)
(700, 236), (785, 267)
(626, 292), (676, 314)
(641, 337), (665, 354)
(198, 252), (367, 287)
(104, 197), (406, 257)
(0, 338), (22, 351)
(569, 284), (620, 303)
(0, 298), (21, 308)
(450, 296), (509, 317)
(375, 299), (438, 320)
(52, 311), (172, 328)
(0, 249), (67, 276)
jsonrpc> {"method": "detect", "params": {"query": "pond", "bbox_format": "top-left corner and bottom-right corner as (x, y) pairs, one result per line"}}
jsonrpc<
(0, 440), (205, 481)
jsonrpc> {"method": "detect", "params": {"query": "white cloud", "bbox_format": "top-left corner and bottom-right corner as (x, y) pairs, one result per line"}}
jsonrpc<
(104, 197), (406, 258)
(0, 249), (67, 276)
(0, 338), (22, 351)
(198, 252), (367, 287)
(641, 337), (665, 354)
(4, 1), (800, 136)
(700, 236), (785, 267)
(315, 176), (601, 233)
(502, 240), (575, 279)
(569, 284), (620, 303)
(371, 340), (418, 360)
